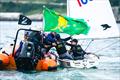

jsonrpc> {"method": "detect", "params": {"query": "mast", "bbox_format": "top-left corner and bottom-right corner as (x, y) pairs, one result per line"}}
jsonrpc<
(67, 0), (70, 16)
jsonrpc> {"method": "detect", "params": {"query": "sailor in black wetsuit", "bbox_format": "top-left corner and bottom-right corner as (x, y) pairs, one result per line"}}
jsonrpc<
(54, 34), (73, 60)
(66, 39), (86, 60)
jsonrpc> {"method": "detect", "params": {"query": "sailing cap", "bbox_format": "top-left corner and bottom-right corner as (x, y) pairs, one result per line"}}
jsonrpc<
(70, 39), (78, 43)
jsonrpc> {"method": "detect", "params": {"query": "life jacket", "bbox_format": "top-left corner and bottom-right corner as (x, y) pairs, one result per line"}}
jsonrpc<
(71, 45), (85, 57)
(55, 41), (67, 55)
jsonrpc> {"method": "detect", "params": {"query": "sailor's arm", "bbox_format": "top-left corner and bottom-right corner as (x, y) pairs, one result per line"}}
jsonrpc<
(62, 36), (72, 41)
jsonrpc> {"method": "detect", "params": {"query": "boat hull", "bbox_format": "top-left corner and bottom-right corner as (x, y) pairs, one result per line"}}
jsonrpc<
(59, 53), (99, 68)
(0, 54), (57, 71)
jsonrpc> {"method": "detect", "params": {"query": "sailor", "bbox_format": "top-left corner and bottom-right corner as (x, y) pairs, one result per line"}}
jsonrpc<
(39, 32), (56, 53)
(15, 31), (43, 67)
(40, 41), (52, 58)
(66, 39), (86, 60)
(54, 34), (73, 60)
(44, 32), (57, 44)
(15, 32), (30, 58)
(29, 32), (43, 59)
(24, 32), (54, 60)
(28, 31), (43, 54)
(40, 48), (57, 61)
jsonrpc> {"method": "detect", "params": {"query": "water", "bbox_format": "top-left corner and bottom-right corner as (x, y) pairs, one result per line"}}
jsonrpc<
(0, 21), (120, 80)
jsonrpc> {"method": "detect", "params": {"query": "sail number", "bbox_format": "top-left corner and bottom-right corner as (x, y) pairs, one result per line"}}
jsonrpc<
(77, 0), (93, 7)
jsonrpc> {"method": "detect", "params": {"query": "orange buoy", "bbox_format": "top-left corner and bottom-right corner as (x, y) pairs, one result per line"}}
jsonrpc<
(36, 58), (57, 71)
(0, 53), (10, 65)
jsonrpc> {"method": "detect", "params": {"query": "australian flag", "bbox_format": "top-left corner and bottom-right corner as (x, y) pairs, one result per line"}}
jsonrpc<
(18, 15), (32, 25)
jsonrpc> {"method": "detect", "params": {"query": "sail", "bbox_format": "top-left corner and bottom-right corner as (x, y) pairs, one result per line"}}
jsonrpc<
(67, 0), (119, 38)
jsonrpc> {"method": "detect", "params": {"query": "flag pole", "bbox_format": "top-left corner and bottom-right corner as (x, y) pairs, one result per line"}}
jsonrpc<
(42, 5), (46, 33)
(40, 6), (46, 43)
(67, 0), (73, 39)
(67, 0), (70, 16)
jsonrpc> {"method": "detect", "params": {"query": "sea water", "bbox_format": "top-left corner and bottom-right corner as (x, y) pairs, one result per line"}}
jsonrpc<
(0, 21), (120, 80)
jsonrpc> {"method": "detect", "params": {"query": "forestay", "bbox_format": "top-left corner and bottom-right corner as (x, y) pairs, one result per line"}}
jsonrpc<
(67, 0), (119, 39)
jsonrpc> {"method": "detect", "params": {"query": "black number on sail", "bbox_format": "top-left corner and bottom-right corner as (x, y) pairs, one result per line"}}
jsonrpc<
(101, 24), (111, 30)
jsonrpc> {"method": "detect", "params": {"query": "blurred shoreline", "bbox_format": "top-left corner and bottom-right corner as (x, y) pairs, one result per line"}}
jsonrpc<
(0, 1), (120, 23)
(0, 12), (120, 23)
(0, 12), (43, 21)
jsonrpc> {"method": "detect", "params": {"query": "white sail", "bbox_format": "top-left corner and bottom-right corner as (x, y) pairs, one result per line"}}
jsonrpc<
(67, 0), (119, 38)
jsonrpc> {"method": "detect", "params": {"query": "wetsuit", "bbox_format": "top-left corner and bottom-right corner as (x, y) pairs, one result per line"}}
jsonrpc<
(55, 36), (73, 59)
(66, 43), (86, 60)
(55, 41), (73, 60)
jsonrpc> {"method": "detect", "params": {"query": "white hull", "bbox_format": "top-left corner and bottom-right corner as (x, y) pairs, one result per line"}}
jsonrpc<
(59, 53), (99, 68)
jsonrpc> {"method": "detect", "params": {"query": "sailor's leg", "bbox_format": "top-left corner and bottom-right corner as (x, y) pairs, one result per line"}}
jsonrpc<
(60, 52), (73, 60)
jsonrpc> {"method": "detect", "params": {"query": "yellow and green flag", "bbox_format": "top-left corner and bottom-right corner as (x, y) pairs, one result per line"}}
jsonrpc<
(43, 7), (90, 35)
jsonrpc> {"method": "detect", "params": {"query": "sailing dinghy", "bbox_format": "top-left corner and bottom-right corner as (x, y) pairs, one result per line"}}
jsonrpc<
(59, 0), (119, 68)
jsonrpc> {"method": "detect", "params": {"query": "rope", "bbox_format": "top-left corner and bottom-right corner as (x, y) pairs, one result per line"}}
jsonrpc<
(94, 40), (120, 53)
(85, 39), (94, 51)
(80, 40), (85, 46)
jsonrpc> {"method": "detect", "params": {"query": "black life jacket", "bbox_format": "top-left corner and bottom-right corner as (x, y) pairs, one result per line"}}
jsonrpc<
(71, 45), (85, 57)
(55, 41), (67, 55)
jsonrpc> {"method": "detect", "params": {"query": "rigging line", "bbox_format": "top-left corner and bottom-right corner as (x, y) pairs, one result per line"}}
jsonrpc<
(80, 40), (85, 46)
(75, 37), (120, 40)
(94, 40), (120, 53)
(84, 39), (94, 51)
